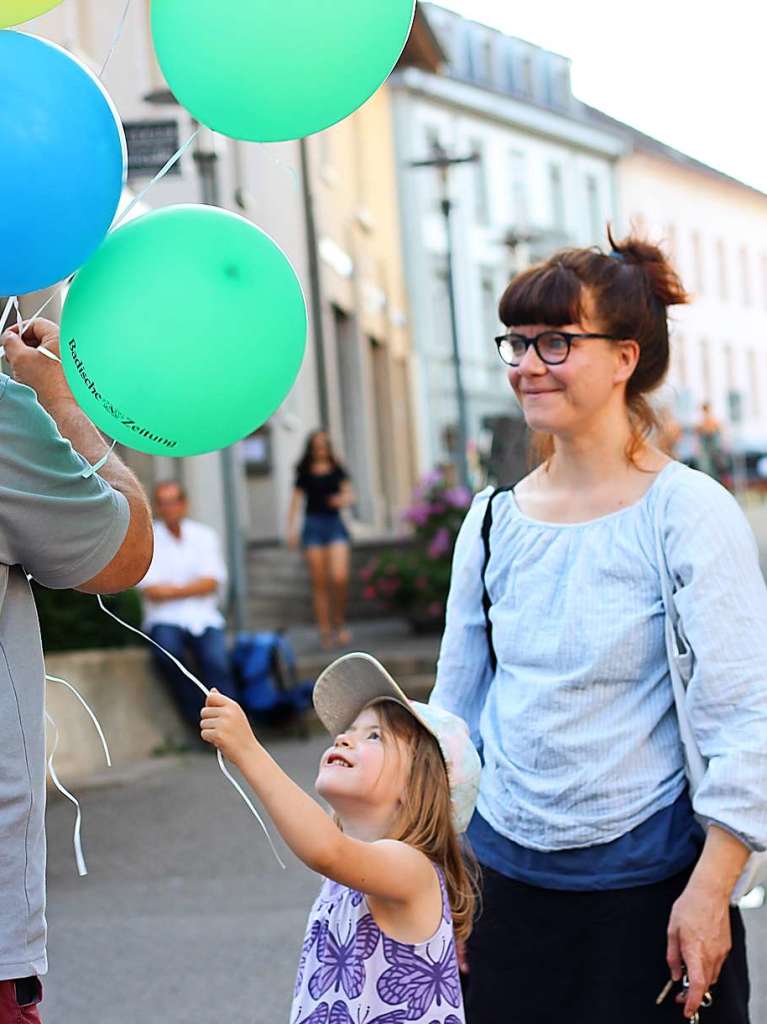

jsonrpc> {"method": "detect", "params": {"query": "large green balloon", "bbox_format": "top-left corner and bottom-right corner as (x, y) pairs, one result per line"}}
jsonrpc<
(0, 0), (63, 27)
(151, 0), (416, 142)
(61, 206), (307, 457)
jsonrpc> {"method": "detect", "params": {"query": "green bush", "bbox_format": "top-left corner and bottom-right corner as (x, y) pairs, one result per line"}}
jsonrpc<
(32, 582), (144, 653)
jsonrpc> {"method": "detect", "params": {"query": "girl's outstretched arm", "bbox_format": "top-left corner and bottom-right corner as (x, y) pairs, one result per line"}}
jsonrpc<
(201, 691), (434, 903)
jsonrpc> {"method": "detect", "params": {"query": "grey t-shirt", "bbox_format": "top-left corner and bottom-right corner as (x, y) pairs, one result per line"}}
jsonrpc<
(0, 374), (129, 980)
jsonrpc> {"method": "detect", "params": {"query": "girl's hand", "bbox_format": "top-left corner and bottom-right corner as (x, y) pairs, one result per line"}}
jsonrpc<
(200, 690), (257, 765)
(666, 879), (731, 1019)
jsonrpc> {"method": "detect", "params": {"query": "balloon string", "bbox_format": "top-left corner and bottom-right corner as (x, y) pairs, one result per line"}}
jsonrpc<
(98, 0), (132, 79)
(96, 595), (286, 870)
(0, 296), (14, 336)
(113, 128), (201, 229)
(45, 710), (88, 877)
(46, 673), (112, 767)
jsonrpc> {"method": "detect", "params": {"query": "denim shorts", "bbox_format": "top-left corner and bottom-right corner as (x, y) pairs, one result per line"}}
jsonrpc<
(301, 514), (350, 549)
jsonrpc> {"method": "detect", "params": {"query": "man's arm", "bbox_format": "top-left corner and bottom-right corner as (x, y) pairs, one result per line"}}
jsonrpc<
(3, 320), (153, 593)
(143, 578), (218, 602)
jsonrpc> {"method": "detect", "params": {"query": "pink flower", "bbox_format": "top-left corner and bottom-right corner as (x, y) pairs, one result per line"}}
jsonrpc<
(414, 575), (428, 591)
(427, 601), (444, 618)
(427, 527), (451, 560)
(380, 578), (400, 597)
(404, 502), (432, 526)
(444, 486), (472, 509)
(362, 586), (377, 600)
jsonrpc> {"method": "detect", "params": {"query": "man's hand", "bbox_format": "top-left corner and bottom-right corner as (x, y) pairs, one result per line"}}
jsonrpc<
(2, 319), (74, 412)
(200, 690), (258, 766)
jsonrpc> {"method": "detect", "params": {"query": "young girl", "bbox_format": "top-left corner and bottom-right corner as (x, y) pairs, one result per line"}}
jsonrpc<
(200, 651), (481, 1024)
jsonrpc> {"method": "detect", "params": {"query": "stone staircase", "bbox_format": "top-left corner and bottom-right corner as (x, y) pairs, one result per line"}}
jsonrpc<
(245, 538), (412, 630)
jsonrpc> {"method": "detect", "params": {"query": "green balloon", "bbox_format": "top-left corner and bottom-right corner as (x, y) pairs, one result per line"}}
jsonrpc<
(61, 206), (307, 457)
(151, 0), (416, 142)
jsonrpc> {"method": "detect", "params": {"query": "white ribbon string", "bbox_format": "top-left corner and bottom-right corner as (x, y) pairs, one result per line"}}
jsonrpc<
(0, 296), (14, 336)
(112, 128), (201, 230)
(96, 596), (286, 869)
(81, 439), (117, 479)
(45, 710), (88, 876)
(98, 0), (133, 79)
(46, 673), (112, 767)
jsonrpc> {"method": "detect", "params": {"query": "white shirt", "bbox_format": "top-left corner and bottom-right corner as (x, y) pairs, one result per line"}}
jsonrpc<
(138, 518), (227, 635)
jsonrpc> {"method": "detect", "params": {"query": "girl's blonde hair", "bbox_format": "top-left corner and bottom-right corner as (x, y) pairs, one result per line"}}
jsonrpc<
(370, 698), (479, 942)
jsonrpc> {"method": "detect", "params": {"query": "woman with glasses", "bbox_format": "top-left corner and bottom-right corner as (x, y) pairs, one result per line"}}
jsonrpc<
(431, 231), (767, 1023)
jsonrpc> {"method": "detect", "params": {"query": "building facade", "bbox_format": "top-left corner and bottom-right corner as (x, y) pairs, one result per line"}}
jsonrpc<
(389, 4), (625, 482)
(594, 116), (767, 451)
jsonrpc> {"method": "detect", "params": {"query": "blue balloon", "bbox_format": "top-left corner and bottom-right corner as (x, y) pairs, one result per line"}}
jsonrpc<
(0, 32), (125, 296)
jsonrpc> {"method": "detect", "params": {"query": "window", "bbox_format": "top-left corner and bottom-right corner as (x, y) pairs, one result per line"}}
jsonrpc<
(691, 231), (705, 293)
(586, 175), (601, 243)
(716, 239), (728, 301)
(739, 245), (751, 306)
(480, 268), (499, 358)
(699, 338), (712, 401)
(671, 332), (687, 388)
(479, 34), (494, 83)
(549, 164), (565, 232)
(664, 224), (677, 263)
(519, 53), (533, 97)
(510, 149), (528, 229)
(471, 141), (490, 225)
(723, 343), (735, 394)
(748, 349), (761, 417)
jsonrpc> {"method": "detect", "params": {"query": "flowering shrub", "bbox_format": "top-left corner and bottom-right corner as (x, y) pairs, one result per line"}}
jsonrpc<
(360, 469), (472, 629)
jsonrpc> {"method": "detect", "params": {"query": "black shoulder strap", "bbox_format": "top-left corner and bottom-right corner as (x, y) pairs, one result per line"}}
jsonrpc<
(481, 486), (514, 673)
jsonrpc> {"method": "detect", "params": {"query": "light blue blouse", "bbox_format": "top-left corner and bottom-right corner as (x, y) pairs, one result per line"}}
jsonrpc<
(431, 462), (767, 854)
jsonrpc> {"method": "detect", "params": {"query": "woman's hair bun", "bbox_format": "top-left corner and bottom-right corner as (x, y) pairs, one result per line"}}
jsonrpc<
(606, 225), (689, 308)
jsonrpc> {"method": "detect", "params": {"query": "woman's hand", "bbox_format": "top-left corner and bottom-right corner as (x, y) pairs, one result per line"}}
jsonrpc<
(200, 690), (258, 766)
(666, 878), (731, 1019)
(287, 528), (299, 551)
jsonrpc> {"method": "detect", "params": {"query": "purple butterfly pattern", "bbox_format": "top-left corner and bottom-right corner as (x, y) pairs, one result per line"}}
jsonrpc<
(295, 920), (324, 997)
(308, 914), (381, 1001)
(293, 1003), (330, 1024)
(328, 1001), (407, 1024)
(377, 938), (461, 1020)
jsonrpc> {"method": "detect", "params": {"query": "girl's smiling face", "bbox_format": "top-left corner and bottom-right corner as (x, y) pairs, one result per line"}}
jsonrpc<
(315, 704), (412, 823)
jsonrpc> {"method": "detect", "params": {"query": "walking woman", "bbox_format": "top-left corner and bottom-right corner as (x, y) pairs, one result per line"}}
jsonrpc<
(288, 430), (354, 649)
(431, 232), (767, 1023)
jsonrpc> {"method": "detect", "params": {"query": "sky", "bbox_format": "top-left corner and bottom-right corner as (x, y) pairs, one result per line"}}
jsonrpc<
(434, 0), (767, 194)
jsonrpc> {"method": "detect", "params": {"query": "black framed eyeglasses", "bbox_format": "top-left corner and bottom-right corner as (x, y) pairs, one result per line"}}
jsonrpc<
(494, 330), (622, 367)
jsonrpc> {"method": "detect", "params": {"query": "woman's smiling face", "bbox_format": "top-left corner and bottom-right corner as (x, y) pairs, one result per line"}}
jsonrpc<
(506, 299), (638, 439)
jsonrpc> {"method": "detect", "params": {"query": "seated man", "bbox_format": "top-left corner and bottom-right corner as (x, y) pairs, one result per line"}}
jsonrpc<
(138, 481), (238, 729)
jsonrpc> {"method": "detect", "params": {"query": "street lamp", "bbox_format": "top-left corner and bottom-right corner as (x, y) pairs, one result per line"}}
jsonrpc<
(409, 142), (480, 489)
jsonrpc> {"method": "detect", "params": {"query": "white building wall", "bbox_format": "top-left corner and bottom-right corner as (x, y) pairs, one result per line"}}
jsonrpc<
(391, 64), (622, 475)
(616, 152), (767, 446)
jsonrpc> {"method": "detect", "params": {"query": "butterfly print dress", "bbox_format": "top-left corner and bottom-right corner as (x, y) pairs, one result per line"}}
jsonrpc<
(290, 868), (465, 1024)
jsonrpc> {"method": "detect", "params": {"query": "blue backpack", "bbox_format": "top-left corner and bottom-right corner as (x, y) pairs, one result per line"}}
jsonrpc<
(232, 632), (313, 723)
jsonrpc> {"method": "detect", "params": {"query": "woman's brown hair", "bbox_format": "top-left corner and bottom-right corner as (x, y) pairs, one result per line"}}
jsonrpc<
(369, 699), (479, 942)
(498, 227), (690, 465)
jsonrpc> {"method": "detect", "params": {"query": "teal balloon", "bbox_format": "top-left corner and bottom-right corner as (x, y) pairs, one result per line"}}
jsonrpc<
(151, 0), (416, 142)
(61, 206), (307, 457)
